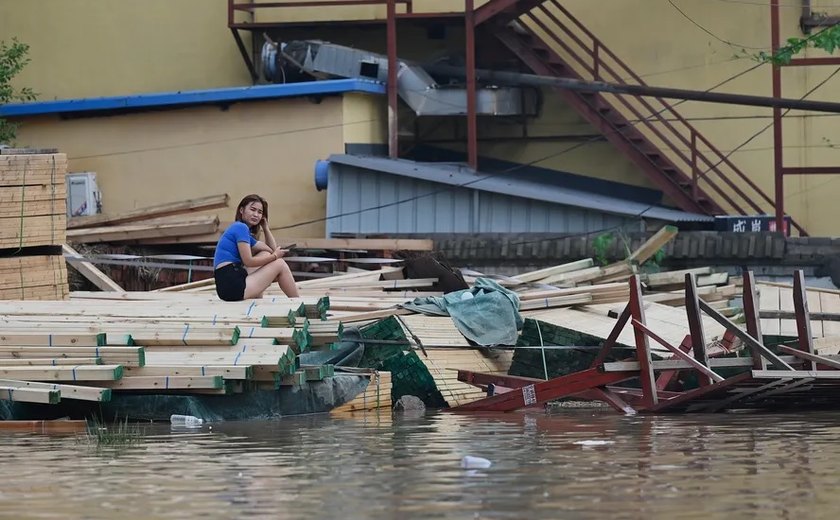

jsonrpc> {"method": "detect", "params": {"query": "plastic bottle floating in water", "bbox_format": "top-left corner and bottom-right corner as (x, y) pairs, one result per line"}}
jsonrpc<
(461, 455), (492, 469)
(170, 414), (204, 427)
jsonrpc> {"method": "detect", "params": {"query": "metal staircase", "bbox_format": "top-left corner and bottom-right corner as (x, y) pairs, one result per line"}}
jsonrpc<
(476, 0), (801, 231)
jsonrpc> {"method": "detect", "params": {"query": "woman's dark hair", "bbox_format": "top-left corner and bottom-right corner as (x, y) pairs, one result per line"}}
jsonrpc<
(235, 194), (268, 236)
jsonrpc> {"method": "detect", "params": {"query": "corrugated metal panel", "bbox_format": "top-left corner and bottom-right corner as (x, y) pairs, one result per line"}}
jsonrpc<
(326, 166), (636, 236)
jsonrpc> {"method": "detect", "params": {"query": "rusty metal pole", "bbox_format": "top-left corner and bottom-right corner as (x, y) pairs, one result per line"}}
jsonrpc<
(465, 0), (478, 170)
(741, 271), (767, 369)
(792, 269), (817, 370)
(387, 0), (399, 159)
(684, 273), (711, 386)
(629, 275), (658, 408)
(771, 1), (785, 233)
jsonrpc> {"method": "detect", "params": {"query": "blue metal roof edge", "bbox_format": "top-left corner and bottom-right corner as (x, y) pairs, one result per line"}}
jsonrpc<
(327, 154), (714, 223)
(0, 79), (385, 117)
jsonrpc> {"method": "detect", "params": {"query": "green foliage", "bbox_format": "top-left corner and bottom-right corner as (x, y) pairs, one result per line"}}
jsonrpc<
(753, 24), (840, 65)
(591, 232), (614, 266)
(0, 38), (37, 144)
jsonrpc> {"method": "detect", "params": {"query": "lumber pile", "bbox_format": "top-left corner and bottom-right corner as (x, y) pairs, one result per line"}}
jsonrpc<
(0, 151), (67, 249)
(66, 194), (228, 245)
(0, 297), (317, 404)
(0, 150), (69, 300)
(331, 371), (392, 412)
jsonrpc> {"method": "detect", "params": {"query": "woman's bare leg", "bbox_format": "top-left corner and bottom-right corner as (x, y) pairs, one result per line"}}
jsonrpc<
(244, 258), (299, 299)
(274, 261), (299, 297)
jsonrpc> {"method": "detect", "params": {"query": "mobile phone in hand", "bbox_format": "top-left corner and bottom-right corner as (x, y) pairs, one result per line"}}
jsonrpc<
(283, 243), (297, 250)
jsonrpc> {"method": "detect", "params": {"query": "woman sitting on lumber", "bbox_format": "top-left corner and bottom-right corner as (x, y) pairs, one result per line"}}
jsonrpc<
(214, 194), (299, 301)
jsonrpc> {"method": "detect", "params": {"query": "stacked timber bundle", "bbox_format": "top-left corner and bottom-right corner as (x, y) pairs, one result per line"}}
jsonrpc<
(0, 149), (69, 300)
(66, 194), (228, 245)
(0, 297), (319, 407)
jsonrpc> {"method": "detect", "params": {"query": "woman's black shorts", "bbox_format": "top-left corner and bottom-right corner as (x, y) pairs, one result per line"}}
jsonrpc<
(215, 263), (247, 301)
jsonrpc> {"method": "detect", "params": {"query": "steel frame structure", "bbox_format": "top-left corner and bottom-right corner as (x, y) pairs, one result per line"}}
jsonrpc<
(771, 1), (840, 233)
(453, 269), (840, 414)
(226, 1), (840, 233)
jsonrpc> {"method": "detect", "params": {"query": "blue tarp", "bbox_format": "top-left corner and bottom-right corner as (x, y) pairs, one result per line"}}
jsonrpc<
(401, 278), (523, 346)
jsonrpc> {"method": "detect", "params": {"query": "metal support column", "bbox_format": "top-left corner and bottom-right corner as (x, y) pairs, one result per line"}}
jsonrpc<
(387, 0), (399, 159)
(465, 0), (478, 170)
(771, 1), (785, 233)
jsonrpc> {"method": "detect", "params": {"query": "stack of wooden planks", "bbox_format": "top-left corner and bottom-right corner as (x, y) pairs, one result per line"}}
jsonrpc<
(66, 194), (228, 245)
(0, 150), (69, 300)
(0, 297), (324, 404)
(331, 371), (393, 412)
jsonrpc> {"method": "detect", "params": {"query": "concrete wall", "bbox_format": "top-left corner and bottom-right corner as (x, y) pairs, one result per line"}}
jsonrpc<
(13, 97), (345, 237)
(0, 0), (250, 99)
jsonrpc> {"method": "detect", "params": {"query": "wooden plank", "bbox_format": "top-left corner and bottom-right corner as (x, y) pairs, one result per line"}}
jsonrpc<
(66, 217), (218, 243)
(645, 267), (712, 287)
(92, 375), (223, 390)
(0, 357), (101, 366)
(777, 345), (840, 370)
(68, 193), (229, 229)
(124, 365), (251, 379)
(62, 244), (124, 292)
(510, 259), (595, 284)
(779, 286), (798, 337)
(0, 198), (66, 219)
(0, 364), (122, 381)
(0, 379), (110, 401)
(821, 293), (840, 338)
(0, 214), (66, 248)
(628, 225), (678, 265)
(752, 370), (840, 379)
(0, 386), (59, 404)
(0, 332), (105, 347)
(759, 284), (781, 336)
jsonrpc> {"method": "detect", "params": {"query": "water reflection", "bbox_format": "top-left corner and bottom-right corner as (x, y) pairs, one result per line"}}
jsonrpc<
(2, 410), (840, 519)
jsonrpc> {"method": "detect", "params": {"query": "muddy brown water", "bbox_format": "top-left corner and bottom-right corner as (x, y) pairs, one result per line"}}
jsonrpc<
(2, 409), (840, 519)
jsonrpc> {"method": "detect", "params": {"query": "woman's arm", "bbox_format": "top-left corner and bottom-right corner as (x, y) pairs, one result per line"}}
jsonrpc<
(252, 241), (272, 254)
(261, 218), (278, 250)
(237, 241), (280, 268)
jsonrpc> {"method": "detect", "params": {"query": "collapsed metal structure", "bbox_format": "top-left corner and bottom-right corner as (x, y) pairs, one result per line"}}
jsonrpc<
(453, 270), (840, 413)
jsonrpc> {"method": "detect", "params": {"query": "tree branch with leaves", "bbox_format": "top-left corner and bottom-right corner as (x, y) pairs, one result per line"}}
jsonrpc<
(755, 23), (840, 65)
(0, 38), (37, 145)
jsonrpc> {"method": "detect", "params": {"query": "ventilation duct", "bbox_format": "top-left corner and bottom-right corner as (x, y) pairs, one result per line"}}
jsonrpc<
(261, 40), (538, 117)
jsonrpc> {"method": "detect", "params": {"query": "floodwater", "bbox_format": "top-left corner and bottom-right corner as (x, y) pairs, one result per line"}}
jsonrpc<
(3, 409), (840, 519)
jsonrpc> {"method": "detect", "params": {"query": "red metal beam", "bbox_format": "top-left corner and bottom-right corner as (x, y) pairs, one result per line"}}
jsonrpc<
(632, 319), (724, 383)
(788, 57), (840, 66)
(655, 335), (692, 391)
(629, 275), (658, 407)
(590, 304), (630, 367)
(386, 0), (399, 159)
(457, 370), (542, 389)
(232, 0), (407, 9)
(741, 271), (766, 369)
(473, 0), (521, 26)
(771, 0), (785, 234)
(450, 368), (636, 412)
(684, 273), (711, 385)
(792, 269), (817, 370)
(782, 166), (840, 175)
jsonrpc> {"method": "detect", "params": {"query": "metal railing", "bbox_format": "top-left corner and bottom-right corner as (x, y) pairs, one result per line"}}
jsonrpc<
(228, 0), (414, 27)
(512, 0), (804, 234)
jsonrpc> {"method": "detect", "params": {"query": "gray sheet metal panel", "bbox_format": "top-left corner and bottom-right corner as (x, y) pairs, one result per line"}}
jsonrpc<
(326, 165), (635, 236)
